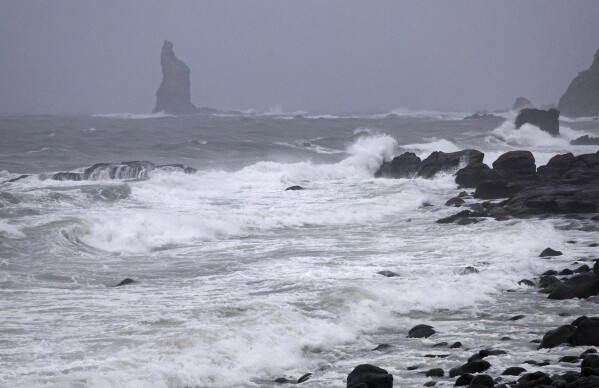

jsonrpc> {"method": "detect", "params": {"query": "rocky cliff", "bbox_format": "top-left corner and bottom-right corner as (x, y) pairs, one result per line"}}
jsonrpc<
(558, 49), (599, 118)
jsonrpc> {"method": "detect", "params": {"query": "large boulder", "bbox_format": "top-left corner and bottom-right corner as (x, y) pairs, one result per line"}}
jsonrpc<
(346, 364), (393, 388)
(565, 273), (599, 299)
(492, 151), (537, 176)
(572, 317), (599, 346)
(515, 108), (560, 136)
(558, 49), (599, 118)
(472, 151), (538, 199)
(375, 152), (421, 178)
(417, 150), (484, 178)
(512, 97), (534, 110)
(455, 162), (490, 188)
(500, 183), (599, 214)
(153, 40), (197, 114)
(539, 325), (576, 349)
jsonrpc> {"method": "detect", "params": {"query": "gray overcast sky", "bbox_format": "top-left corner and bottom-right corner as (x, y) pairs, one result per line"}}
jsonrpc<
(1, 1), (598, 115)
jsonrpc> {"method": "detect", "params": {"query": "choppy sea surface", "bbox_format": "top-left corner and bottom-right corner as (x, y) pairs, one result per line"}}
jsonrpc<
(1, 110), (599, 387)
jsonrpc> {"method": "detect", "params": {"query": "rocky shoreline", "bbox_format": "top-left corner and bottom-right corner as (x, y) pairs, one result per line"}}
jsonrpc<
(338, 148), (599, 387)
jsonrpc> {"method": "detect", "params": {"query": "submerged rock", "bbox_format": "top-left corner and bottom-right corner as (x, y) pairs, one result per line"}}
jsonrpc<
(540, 248), (563, 257)
(558, 49), (599, 118)
(153, 40), (196, 114)
(515, 108), (560, 136)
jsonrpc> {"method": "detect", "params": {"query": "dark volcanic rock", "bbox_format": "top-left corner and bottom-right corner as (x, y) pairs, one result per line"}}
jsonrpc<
(346, 364), (393, 388)
(558, 49), (599, 118)
(539, 325), (576, 349)
(454, 374), (474, 386)
(445, 197), (466, 207)
(502, 367), (526, 376)
(548, 284), (576, 300)
(492, 150), (537, 176)
(456, 360), (491, 375)
(297, 373), (312, 383)
(518, 279), (535, 287)
(408, 324), (436, 338)
(425, 368), (444, 377)
(115, 278), (135, 287)
(375, 152), (421, 178)
(571, 135), (599, 146)
(153, 40), (196, 114)
(515, 108), (560, 136)
(455, 162), (491, 188)
(472, 150), (538, 200)
(502, 183), (599, 215)
(468, 374), (494, 387)
(285, 185), (304, 191)
(572, 317), (599, 346)
(565, 273), (599, 298)
(540, 247), (563, 257)
(417, 150), (484, 179)
(513, 97), (535, 110)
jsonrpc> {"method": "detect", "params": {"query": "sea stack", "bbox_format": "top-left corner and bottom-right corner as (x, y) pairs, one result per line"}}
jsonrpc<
(515, 108), (560, 136)
(153, 40), (196, 114)
(558, 49), (599, 117)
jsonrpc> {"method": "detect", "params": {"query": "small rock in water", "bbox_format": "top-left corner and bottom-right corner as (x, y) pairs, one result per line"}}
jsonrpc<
(559, 355), (580, 363)
(372, 344), (391, 351)
(590, 242), (599, 247)
(115, 278), (135, 287)
(297, 373), (312, 383)
(432, 342), (448, 348)
(377, 270), (399, 277)
(408, 324), (436, 338)
(518, 279), (535, 287)
(509, 314), (525, 321)
(449, 341), (462, 348)
(274, 377), (292, 384)
(425, 368), (444, 377)
(542, 270), (558, 276)
(540, 247), (563, 257)
(285, 185), (304, 191)
(346, 364), (393, 388)
(502, 366), (526, 376)
(407, 365), (419, 371)
(468, 374), (494, 387)
(423, 381), (436, 387)
(445, 197), (465, 207)
(574, 264), (591, 273)
(460, 266), (479, 275)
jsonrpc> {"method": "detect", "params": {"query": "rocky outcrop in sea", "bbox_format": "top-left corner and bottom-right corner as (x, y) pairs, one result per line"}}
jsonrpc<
(153, 40), (197, 114)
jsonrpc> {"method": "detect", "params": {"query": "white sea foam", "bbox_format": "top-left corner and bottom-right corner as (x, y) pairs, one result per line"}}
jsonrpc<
(0, 220), (25, 239)
(488, 120), (588, 148)
(400, 138), (461, 156)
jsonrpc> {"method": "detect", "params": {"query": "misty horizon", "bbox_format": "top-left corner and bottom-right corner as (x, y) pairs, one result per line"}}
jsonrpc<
(1, 1), (599, 115)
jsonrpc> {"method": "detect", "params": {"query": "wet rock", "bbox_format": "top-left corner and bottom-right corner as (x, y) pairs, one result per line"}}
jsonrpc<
(377, 270), (399, 277)
(454, 373), (474, 386)
(372, 344), (391, 351)
(115, 278), (135, 287)
(274, 377), (293, 384)
(432, 342), (448, 348)
(548, 284), (576, 300)
(572, 317), (599, 346)
(501, 183), (599, 215)
(492, 150), (537, 176)
(407, 365), (419, 371)
(516, 371), (552, 387)
(559, 355), (580, 363)
(565, 273), (599, 298)
(455, 162), (491, 188)
(595, 260), (599, 275)
(572, 316), (589, 326)
(515, 108), (560, 136)
(467, 374), (493, 387)
(539, 325), (576, 349)
(575, 264), (591, 273)
(518, 279), (535, 287)
(375, 152), (421, 178)
(51, 172), (83, 181)
(456, 360), (491, 375)
(425, 368), (444, 377)
(461, 266), (479, 275)
(436, 210), (481, 224)
(417, 150), (484, 179)
(445, 197), (466, 207)
(540, 248), (563, 257)
(542, 270), (558, 276)
(285, 185), (304, 191)
(297, 373), (312, 383)
(450, 341), (462, 349)
(408, 324), (436, 338)
(502, 367), (526, 376)
(571, 135), (599, 146)
(510, 315), (526, 321)
(423, 381), (436, 387)
(346, 364), (393, 388)
(538, 275), (561, 289)
(559, 268), (574, 276)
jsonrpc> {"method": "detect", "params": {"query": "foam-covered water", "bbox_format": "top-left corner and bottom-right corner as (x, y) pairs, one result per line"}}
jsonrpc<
(1, 113), (598, 387)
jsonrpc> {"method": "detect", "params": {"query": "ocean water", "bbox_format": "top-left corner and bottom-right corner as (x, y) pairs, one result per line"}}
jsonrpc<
(1, 111), (599, 387)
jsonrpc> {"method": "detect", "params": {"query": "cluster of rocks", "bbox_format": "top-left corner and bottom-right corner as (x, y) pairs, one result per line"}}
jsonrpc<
(46, 161), (197, 181)
(377, 146), (599, 218)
